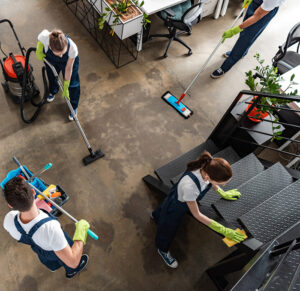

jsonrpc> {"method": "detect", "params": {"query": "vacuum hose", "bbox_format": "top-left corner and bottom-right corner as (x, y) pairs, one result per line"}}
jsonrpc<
(21, 47), (49, 124)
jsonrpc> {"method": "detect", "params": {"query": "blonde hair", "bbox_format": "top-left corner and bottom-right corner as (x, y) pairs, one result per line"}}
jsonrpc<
(49, 29), (67, 52)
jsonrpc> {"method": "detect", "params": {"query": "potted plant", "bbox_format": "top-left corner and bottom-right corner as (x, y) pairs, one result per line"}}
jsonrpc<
(245, 53), (298, 140)
(97, 0), (150, 40)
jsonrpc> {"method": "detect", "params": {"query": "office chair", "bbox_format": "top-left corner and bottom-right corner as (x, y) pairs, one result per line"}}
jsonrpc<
(272, 22), (300, 75)
(149, 1), (204, 58)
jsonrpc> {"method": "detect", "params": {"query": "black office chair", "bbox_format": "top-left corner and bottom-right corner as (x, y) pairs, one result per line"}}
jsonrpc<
(272, 22), (300, 75)
(149, 2), (204, 58)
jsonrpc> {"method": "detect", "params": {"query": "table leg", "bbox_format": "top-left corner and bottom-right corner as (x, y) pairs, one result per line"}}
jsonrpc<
(137, 28), (143, 52)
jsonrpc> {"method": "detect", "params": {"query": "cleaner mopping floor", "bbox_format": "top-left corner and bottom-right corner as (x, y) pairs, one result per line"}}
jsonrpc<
(162, 3), (249, 119)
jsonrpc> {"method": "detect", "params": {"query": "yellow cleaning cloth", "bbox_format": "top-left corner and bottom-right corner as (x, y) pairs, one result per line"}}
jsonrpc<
(223, 229), (248, 247)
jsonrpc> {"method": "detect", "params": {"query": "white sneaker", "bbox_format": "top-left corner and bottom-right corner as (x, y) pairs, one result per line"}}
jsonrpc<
(68, 109), (77, 121)
(47, 95), (55, 102)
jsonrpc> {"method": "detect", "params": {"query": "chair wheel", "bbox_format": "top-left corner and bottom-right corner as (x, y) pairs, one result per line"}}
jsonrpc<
(188, 50), (192, 56)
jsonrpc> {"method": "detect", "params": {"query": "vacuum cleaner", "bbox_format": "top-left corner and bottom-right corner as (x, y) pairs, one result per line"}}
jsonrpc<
(162, 4), (249, 119)
(43, 59), (105, 166)
(0, 19), (48, 123)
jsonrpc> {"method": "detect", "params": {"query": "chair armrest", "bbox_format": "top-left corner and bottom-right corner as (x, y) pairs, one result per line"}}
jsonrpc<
(163, 8), (176, 18)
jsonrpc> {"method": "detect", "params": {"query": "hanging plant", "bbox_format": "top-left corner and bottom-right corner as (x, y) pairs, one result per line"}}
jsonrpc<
(245, 53), (298, 141)
(98, 0), (150, 35)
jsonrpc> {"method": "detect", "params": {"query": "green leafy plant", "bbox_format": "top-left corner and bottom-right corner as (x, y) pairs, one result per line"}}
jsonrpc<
(245, 53), (298, 140)
(98, 0), (150, 35)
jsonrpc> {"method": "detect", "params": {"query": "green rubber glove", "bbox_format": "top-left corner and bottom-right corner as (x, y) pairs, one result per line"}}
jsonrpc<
(222, 26), (243, 43)
(243, 0), (252, 8)
(62, 80), (70, 100)
(209, 220), (245, 243)
(216, 188), (242, 201)
(73, 219), (90, 244)
(36, 41), (46, 62)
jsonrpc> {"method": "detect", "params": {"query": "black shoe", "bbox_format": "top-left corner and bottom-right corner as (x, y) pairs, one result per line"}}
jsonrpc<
(66, 254), (89, 279)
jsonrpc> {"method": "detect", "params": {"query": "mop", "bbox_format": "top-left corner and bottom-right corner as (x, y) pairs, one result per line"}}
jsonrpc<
(13, 156), (99, 240)
(43, 59), (104, 166)
(162, 4), (249, 119)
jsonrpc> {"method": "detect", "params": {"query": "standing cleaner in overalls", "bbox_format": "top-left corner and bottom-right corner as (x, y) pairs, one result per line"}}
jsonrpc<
(152, 151), (245, 268)
(211, 0), (285, 78)
(3, 177), (90, 278)
(36, 29), (80, 121)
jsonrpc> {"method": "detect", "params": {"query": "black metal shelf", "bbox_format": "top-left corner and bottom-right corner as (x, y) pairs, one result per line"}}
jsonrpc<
(63, 0), (138, 68)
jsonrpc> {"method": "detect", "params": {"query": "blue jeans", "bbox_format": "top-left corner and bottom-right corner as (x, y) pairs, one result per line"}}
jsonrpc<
(221, 0), (279, 72)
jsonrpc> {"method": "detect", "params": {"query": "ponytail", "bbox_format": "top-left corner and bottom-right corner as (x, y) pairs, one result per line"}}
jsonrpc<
(187, 151), (212, 171)
(49, 29), (67, 52)
(187, 151), (232, 182)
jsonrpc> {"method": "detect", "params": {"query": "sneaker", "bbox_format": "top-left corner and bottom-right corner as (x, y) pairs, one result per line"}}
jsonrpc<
(223, 51), (231, 58)
(157, 249), (178, 268)
(210, 68), (225, 79)
(47, 95), (55, 102)
(68, 109), (77, 121)
(150, 213), (154, 220)
(66, 254), (89, 279)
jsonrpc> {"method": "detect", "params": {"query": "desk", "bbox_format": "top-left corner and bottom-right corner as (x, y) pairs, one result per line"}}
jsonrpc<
(136, 0), (186, 51)
(136, 0), (225, 51)
(141, 0), (187, 15)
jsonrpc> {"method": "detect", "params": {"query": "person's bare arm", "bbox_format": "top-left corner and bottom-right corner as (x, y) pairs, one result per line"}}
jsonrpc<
(186, 201), (211, 226)
(55, 240), (83, 268)
(239, 7), (269, 30)
(64, 58), (75, 81)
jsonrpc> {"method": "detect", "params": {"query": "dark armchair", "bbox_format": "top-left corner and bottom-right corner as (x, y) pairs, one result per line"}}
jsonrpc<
(149, 1), (204, 58)
(272, 22), (300, 75)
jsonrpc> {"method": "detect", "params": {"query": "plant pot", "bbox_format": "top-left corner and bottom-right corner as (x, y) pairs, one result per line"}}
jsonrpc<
(245, 96), (269, 123)
(95, 0), (143, 40)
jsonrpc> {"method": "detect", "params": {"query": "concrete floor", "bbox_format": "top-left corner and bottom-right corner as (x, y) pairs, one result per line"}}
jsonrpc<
(0, 0), (298, 290)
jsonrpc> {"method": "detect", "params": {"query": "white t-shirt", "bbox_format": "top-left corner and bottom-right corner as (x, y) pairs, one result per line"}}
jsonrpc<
(38, 29), (78, 59)
(261, 0), (285, 11)
(177, 170), (210, 202)
(3, 210), (68, 251)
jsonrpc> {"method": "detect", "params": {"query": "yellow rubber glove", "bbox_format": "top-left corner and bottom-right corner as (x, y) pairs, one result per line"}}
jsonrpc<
(243, 0), (252, 8)
(209, 220), (245, 243)
(62, 80), (70, 101)
(216, 188), (242, 201)
(36, 41), (46, 62)
(73, 219), (90, 245)
(222, 26), (243, 43)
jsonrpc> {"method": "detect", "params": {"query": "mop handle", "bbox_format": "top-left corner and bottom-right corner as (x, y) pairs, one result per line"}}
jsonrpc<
(12, 157), (99, 240)
(28, 163), (52, 182)
(43, 59), (93, 150)
(182, 6), (247, 96)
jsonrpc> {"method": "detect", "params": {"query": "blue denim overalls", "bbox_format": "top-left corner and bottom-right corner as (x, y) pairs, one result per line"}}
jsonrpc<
(45, 36), (80, 110)
(153, 172), (212, 252)
(14, 209), (77, 273)
(221, 0), (279, 72)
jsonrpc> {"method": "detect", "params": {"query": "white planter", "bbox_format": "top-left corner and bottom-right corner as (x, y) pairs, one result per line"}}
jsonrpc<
(93, 0), (143, 40)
